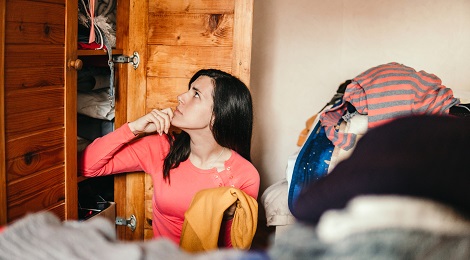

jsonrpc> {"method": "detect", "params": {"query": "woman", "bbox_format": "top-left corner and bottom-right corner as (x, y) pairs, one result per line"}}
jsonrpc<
(79, 69), (260, 247)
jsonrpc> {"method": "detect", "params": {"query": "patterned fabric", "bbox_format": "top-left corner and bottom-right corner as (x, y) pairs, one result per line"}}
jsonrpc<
(288, 121), (334, 211)
(320, 62), (460, 150)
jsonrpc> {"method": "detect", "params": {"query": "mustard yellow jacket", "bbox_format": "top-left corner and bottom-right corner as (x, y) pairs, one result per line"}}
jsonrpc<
(179, 187), (258, 252)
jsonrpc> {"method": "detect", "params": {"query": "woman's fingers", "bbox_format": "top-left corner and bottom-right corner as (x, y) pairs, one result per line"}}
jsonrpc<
(160, 108), (174, 134)
(149, 110), (164, 135)
(129, 108), (174, 135)
(150, 108), (174, 135)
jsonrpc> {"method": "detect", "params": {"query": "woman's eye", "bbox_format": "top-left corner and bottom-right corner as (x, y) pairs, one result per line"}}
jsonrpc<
(194, 92), (200, 98)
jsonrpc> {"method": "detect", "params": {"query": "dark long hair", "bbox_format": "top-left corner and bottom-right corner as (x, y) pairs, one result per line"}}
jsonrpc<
(162, 69), (253, 181)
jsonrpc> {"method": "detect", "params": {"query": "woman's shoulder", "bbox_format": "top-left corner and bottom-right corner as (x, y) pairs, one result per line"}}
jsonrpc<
(229, 150), (259, 174)
(228, 150), (260, 198)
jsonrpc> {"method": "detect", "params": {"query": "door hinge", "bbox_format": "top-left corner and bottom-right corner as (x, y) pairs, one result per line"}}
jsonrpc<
(112, 51), (140, 69)
(115, 214), (137, 232)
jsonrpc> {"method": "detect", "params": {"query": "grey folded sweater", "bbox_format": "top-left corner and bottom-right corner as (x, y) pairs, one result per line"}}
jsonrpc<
(0, 212), (265, 260)
(0, 212), (184, 260)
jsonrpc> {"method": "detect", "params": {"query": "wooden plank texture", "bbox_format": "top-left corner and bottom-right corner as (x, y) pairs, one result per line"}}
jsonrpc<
(6, 107), (64, 140)
(64, 0), (78, 220)
(8, 182), (65, 221)
(149, 0), (234, 13)
(5, 21), (64, 45)
(48, 203), (66, 220)
(0, 0), (7, 225)
(4, 67), (63, 91)
(2, 0), (69, 223)
(6, 128), (64, 160)
(5, 87), (63, 115)
(148, 13), (233, 46)
(232, 0), (253, 86)
(146, 45), (232, 78)
(5, 45), (63, 69)
(146, 77), (188, 110)
(6, 146), (64, 183)
(7, 165), (64, 200)
(6, 0), (65, 24)
(113, 0), (130, 240)
(119, 0), (147, 240)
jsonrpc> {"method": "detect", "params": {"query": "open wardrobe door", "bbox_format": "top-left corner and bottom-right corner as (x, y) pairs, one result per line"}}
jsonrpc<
(1, 0), (79, 224)
(114, 0), (253, 241)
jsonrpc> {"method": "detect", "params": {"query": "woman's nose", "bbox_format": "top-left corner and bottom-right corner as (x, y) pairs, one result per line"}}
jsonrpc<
(177, 95), (184, 104)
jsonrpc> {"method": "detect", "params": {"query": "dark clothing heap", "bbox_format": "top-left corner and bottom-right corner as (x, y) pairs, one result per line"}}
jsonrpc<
(292, 115), (470, 224)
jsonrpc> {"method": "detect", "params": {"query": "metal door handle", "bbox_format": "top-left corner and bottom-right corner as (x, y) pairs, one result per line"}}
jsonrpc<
(115, 215), (136, 231)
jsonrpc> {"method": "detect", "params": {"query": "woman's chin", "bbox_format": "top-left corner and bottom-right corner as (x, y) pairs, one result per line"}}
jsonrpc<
(170, 119), (183, 129)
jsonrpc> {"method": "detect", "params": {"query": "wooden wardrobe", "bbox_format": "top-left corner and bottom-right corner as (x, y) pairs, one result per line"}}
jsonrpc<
(0, 0), (253, 241)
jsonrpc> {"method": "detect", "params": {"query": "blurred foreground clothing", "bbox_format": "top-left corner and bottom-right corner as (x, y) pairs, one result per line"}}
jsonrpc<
(0, 212), (267, 260)
(293, 115), (470, 224)
(270, 195), (470, 260)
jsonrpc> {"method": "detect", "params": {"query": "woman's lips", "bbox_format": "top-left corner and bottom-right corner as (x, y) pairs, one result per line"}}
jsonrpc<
(175, 107), (182, 115)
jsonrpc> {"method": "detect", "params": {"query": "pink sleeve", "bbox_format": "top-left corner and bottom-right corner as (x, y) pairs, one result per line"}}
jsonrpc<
(239, 167), (261, 200)
(78, 123), (166, 177)
(240, 178), (260, 200)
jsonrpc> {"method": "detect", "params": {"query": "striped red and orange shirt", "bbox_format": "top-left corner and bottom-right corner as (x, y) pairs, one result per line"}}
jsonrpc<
(320, 62), (460, 150)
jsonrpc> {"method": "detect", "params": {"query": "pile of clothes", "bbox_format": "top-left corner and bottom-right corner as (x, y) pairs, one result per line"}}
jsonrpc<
(288, 62), (466, 209)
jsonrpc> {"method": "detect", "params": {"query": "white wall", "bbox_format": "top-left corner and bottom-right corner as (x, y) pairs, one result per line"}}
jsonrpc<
(250, 0), (470, 192)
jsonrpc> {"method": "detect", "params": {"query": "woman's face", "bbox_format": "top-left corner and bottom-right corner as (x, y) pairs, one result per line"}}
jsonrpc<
(172, 75), (215, 131)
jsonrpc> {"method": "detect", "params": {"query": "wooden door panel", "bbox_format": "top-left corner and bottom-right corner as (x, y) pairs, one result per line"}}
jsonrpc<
(6, 128), (64, 160)
(6, 107), (64, 140)
(0, 0), (7, 225)
(149, 0), (234, 13)
(6, 147), (64, 183)
(119, 0), (252, 241)
(48, 204), (66, 220)
(146, 77), (188, 110)
(5, 67), (64, 91)
(5, 45), (64, 69)
(8, 184), (65, 220)
(5, 0), (65, 24)
(7, 166), (64, 201)
(5, 22), (64, 45)
(5, 88), (64, 114)
(7, 166), (65, 220)
(148, 14), (234, 46)
(146, 45), (233, 78)
(1, 0), (78, 224)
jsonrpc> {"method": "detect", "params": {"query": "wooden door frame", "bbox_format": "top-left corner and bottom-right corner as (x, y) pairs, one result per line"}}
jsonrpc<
(0, 0), (7, 225)
(64, 0), (78, 220)
(232, 0), (254, 87)
(114, 0), (148, 240)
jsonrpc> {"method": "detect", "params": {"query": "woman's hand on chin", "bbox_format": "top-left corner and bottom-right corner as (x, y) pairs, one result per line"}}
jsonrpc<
(128, 108), (174, 136)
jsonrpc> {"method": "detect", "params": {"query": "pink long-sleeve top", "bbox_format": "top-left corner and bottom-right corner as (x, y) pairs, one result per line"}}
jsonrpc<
(78, 123), (260, 245)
